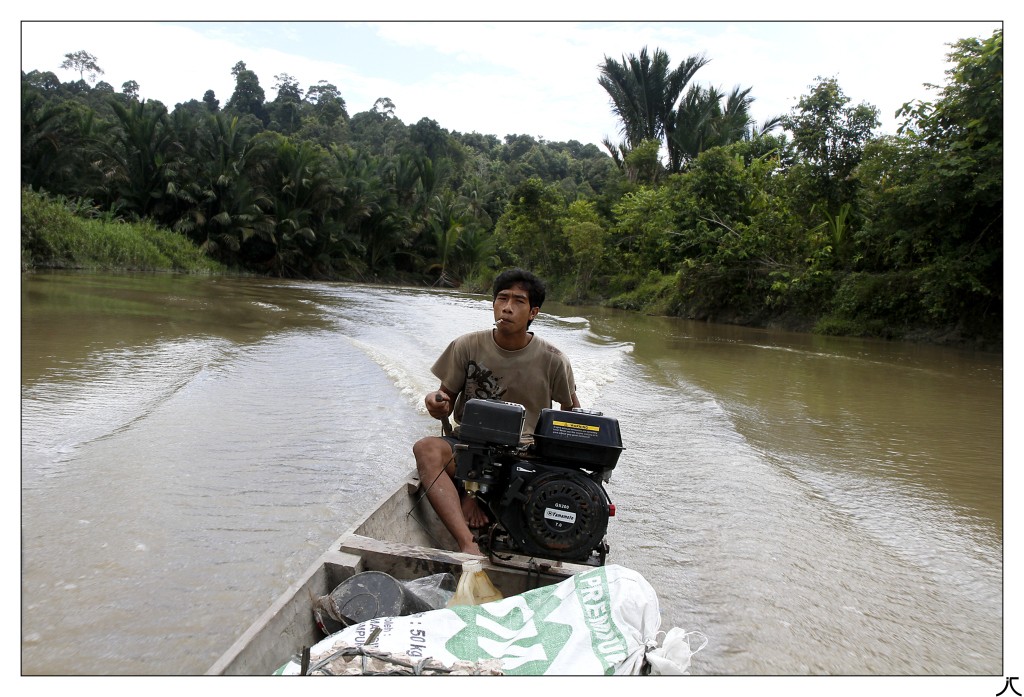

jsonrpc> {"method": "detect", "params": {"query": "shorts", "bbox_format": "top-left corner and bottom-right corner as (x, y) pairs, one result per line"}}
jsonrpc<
(439, 434), (467, 494)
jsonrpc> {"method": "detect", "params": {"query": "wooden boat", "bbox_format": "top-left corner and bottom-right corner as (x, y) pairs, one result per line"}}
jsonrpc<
(207, 471), (592, 675)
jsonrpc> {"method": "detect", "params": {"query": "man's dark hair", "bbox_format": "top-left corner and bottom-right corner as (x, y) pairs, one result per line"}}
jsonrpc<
(493, 268), (546, 309)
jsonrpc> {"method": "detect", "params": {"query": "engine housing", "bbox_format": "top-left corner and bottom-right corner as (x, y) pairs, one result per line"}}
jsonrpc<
(453, 399), (622, 565)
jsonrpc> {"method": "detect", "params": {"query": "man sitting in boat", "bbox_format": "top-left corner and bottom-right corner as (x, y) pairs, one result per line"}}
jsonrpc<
(413, 268), (580, 556)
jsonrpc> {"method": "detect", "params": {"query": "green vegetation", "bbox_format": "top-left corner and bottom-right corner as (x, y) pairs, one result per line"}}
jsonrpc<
(21, 189), (223, 273)
(21, 32), (1002, 348)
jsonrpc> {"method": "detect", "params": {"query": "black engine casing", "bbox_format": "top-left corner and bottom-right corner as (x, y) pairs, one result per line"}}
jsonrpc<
(482, 460), (610, 563)
(453, 399), (621, 566)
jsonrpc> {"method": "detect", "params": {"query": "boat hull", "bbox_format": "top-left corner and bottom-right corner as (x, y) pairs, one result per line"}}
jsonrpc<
(207, 473), (587, 675)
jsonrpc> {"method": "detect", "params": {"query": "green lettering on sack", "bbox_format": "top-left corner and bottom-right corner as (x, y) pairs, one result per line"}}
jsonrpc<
(574, 567), (629, 673)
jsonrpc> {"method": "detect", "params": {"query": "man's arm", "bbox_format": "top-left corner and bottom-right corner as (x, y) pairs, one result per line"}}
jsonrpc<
(558, 392), (581, 411)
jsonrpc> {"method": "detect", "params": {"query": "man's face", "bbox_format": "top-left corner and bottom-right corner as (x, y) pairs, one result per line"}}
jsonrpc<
(493, 283), (538, 333)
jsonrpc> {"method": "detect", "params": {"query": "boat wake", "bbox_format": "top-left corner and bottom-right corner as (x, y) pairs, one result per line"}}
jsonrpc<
(21, 337), (233, 482)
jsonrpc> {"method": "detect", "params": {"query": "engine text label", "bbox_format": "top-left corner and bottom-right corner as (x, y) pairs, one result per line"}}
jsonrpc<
(550, 420), (601, 442)
(544, 507), (577, 524)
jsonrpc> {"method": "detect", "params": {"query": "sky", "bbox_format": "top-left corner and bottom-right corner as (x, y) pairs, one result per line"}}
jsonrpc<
(18, 19), (1003, 147)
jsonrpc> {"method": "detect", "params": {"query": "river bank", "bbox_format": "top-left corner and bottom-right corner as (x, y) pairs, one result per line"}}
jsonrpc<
(21, 188), (1000, 352)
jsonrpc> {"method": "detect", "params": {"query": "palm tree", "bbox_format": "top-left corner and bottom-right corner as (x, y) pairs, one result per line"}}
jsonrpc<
(667, 85), (786, 172)
(244, 133), (339, 275)
(171, 111), (272, 267)
(668, 85), (731, 169)
(101, 99), (178, 219)
(452, 224), (499, 282)
(22, 83), (79, 193)
(426, 190), (468, 284)
(599, 47), (784, 174)
(600, 137), (627, 172)
(597, 47), (709, 155)
(386, 152), (445, 236)
(459, 180), (494, 231)
(332, 146), (413, 277)
(200, 176), (274, 267)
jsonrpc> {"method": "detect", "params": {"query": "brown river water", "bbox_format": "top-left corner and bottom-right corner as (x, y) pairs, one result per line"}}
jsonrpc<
(19, 271), (1007, 680)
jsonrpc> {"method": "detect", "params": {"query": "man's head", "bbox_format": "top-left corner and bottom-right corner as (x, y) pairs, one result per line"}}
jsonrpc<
(492, 268), (546, 329)
(493, 268), (546, 309)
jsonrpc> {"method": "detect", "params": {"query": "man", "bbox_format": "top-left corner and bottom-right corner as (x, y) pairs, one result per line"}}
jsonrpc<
(413, 268), (580, 555)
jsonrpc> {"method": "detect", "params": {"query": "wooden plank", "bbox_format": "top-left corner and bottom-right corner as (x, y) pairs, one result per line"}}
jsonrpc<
(339, 534), (581, 597)
(339, 533), (478, 574)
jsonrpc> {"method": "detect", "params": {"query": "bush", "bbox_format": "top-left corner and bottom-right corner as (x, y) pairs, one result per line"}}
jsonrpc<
(830, 271), (921, 325)
(812, 271), (923, 338)
(21, 188), (223, 273)
(606, 271), (680, 314)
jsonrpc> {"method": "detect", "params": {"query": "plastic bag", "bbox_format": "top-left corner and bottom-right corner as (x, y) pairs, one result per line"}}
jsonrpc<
(400, 572), (456, 610)
(643, 627), (709, 675)
(313, 571), (456, 637)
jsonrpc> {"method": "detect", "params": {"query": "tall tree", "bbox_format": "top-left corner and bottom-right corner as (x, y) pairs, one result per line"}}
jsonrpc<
(873, 29), (1002, 336)
(225, 61), (268, 125)
(121, 80), (140, 101)
(202, 90), (220, 112)
(268, 73), (303, 134)
(304, 80), (348, 126)
(60, 50), (103, 84)
(784, 76), (879, 212)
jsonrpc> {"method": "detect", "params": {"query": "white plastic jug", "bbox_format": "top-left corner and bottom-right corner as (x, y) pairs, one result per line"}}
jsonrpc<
(447, 559), (503, 606)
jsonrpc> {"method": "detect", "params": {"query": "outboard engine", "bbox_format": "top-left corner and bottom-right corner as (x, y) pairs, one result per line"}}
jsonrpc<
(454, 399), (623, 566)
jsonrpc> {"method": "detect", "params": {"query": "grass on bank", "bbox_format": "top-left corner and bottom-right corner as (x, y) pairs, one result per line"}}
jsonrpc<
(21, 188), (224, 274)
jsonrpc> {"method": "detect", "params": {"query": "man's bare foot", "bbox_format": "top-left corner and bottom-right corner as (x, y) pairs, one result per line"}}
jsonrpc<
(459, 539), (483, 556)
(461, 494), (489, 529)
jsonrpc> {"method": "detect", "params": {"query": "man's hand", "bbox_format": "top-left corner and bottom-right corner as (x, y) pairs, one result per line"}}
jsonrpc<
(425, 390), (451, 420)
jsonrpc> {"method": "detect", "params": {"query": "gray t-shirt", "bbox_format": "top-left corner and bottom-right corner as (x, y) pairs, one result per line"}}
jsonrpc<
(431, 328), (576, 441)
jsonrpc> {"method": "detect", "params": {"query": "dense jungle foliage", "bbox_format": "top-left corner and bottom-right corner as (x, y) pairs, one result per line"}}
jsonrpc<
(21, 31), (1002, 347)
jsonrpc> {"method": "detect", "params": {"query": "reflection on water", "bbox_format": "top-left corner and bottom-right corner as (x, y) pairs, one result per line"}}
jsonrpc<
(21, 272), (1003, 675)
(21, 272), (331, 385)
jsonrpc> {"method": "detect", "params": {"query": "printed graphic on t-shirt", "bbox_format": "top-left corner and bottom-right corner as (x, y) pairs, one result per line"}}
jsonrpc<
(466, 360), (505, 400)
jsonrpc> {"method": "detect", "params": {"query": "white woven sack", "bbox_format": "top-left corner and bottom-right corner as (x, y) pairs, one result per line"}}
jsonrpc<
(281, 564), (667, 675)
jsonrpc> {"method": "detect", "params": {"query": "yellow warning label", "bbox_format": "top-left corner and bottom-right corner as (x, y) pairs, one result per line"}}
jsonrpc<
(552, 420), (600, 432)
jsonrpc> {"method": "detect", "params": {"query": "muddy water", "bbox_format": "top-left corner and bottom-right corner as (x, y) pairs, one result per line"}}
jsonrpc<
(20, 272), (1004, 676)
